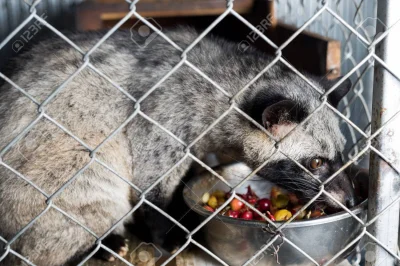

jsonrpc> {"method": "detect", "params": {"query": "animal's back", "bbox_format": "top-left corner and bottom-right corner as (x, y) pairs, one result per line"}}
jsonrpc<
(0, 31), (148, 265)
(0, 27), (241, 264)
(0, 27), (289, 264)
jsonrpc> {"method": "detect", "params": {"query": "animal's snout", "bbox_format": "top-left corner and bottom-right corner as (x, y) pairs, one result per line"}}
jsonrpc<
(342, 173), (357, 208)
(325, 171), (357, 210)
(345, 193), (356, 208)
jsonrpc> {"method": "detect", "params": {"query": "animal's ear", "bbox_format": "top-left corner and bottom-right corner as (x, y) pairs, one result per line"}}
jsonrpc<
(322, 77), (352, 107)
(262, 100), (306, 130)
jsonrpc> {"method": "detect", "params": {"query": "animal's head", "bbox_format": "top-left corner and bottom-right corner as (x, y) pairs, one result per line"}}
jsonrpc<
(238, 72), (356, 211)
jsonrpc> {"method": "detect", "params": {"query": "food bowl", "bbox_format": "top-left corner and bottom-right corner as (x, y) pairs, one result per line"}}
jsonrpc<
(183, 163), (367, 266)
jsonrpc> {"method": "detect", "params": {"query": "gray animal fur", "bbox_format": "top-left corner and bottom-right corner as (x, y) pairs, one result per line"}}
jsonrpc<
(0, 27), (354, 265)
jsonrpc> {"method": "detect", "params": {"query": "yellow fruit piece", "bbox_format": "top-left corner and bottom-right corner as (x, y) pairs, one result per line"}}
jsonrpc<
(208, 195), (218, 209)
(202, 192), (210, 204)
(272, 194), (289, 209)
(274, 209), (292, 221)
(212, 190), (225, 198)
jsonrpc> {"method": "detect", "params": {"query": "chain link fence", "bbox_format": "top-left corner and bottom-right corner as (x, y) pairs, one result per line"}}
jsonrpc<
(275, 0), (376, 166)
(0, 0), (82, 69)
(0, 0), (399, 265)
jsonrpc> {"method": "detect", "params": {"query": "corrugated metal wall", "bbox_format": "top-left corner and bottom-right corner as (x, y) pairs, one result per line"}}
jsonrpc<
(0, 0), (82, 68)
(274, 0), (376, 161)
(275, 0), (376, 74)
(0, 0), (83, 34)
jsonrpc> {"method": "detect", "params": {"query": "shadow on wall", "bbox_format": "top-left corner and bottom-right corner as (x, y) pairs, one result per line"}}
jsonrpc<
(0, 0), (82, 70)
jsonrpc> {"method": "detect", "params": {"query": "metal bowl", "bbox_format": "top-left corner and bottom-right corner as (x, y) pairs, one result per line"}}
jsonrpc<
(183, 163), (367, 266)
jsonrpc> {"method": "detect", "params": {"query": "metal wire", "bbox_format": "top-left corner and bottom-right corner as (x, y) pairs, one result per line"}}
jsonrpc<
(0, 0), (399, 265)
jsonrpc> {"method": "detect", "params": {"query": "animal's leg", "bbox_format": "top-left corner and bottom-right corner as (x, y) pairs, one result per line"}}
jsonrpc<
(95, 234), (129, 262)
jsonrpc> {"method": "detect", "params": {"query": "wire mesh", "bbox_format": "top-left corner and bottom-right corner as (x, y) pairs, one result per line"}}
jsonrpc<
(0, 0), (399, 265)
(275, 0), (376, 166)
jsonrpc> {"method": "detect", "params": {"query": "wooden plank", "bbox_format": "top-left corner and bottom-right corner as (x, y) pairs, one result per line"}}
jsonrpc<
(271, 22), (341, 79)
(76, 0), (254, 31)
(207, 18), (341, 79)
(75, 1), (339, 78)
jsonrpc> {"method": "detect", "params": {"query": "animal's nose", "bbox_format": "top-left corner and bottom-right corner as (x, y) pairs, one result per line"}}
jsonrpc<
(345, 195), (356, 208)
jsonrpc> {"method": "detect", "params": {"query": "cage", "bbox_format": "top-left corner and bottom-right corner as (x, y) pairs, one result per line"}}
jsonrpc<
(0, 0), (399, 266)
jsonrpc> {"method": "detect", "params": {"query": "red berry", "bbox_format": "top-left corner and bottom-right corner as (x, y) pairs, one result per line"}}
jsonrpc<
(240, 210), (253, 220)
(228, 210), (240, 218)
(253, 210), (267, 220)
(248, 198), (257, 205)
(255, 215), (266, 221)
(257, 198), (271, 212)
(204, 205), (215, 212)
(230, 198), (244, 211)
(238, 193), (248, 201)
(310, 210), (324, 218)
(246, 186), (256, 198)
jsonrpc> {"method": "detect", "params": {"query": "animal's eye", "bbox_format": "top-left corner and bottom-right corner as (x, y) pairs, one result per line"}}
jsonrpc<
(309, 158), (324, 170)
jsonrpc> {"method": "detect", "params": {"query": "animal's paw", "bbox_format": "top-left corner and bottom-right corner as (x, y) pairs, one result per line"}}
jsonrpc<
(96, 234), (129, 262)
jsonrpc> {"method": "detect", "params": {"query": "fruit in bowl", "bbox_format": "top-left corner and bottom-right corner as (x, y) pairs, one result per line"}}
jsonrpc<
(201, 185), (325, 222)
